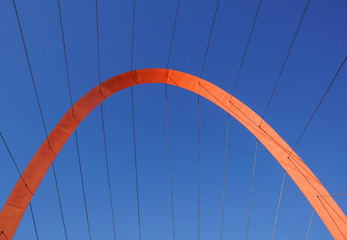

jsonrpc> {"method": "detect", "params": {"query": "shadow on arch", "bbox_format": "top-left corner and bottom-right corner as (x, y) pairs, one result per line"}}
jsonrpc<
(0, 69), (346, 239)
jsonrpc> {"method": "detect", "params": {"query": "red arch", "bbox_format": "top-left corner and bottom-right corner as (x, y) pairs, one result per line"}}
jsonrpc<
(0, 69), (346, 239)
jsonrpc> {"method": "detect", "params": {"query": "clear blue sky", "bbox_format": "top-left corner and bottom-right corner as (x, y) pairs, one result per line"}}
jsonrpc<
(0, 0), (346, 239)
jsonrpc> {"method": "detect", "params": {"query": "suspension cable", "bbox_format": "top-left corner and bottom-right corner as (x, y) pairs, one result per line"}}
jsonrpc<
(11, 0), (70, 238)
(271, 171), (286, 240)
(0, 132), (39, 239)
(95, 0), (117, 239)
(56, 0), (92, 239)
(279, 57), (345, 239)
(219, 114), (230, 240)
(305, 210), (315, 240)
(130, 1), (142, 240)
(259, 0), (311, 126)
(100, 103), (117, 239)
(255, 2), (311, 237)
(288, 56), (346, 158)
(198, 0), (220, 82)
(165, 84), (176, 240)
(197, 1), (220, 239)
(0, 132), (31, 193)
(166, 0), (181, 71)
(11, 0), (49, 140)
(130, 86), (142, 240)
(197, 94), (201, 240)
(320, 193), (347, 198)
(131, 0), (136, 73)
(286, 57), (346, 238)
(222, 1), (263, 238)
(230, 0), (262, 100)
(57, 0), (74, 112)
(245, 139), (259, 240)
(28, 203), (39, 240)
(165, 1), (181, 240)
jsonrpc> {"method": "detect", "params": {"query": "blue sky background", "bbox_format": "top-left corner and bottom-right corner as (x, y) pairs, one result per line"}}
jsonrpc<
(0, 0), (346, 239)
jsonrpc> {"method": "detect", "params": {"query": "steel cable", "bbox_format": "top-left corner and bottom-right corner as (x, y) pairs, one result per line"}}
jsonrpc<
(11, 0), (70, 238)
(130, 86), (142, 240)
(285, 56), (346, 239)
(258, 2), (311, 237)
(57, 0), (96, 240)
(130, 1), (142, 239)
(271, 171), (286, 240)
(57, 0), (92, 238)
(305, 210), (315, 240)
(219, 114), (230, 240)
(165, 85), (176, 240)
(95, 0), (117, 239)
(230, 0), (262, 100)
(223, 1), (263, 238)
(197, 1), (220, 239)
(259, 0), (311, 126)
(0, 132), (39, 239)
(166, 0), (181, 71)
(164, 1), (181, 239)
(245, 139), (259, 240)
(288, 56), (346, 158)
(28, 203), (39, 240)
(320, 193), (347, 198)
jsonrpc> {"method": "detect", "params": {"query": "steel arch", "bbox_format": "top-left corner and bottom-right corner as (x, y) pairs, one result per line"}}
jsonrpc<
(0, 69), (346, 239)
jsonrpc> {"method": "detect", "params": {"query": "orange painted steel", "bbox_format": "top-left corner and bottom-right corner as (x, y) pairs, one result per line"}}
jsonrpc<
(0, 69), (346, 239)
